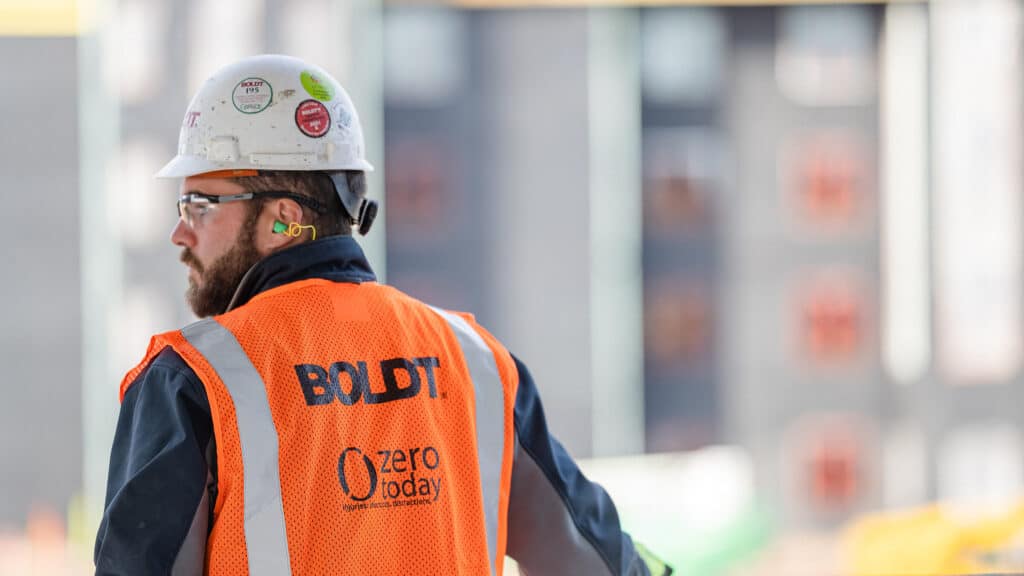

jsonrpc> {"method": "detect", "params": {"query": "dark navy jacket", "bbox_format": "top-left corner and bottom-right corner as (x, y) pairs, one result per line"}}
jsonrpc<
(94, 236), (652, 575)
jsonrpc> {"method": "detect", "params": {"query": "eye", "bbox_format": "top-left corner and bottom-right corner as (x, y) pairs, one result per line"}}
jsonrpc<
(178, 195), (216, 226)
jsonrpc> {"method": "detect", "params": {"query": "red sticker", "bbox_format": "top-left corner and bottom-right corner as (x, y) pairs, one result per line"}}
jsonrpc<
(295, 99), (331, 138)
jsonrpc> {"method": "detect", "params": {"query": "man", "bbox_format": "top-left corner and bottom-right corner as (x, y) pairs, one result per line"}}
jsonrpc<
(94, 54), (669, 575)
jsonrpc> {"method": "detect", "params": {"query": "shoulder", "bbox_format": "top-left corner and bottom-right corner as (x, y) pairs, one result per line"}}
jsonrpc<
(122, 345), (208, 409)
(148, 345), (194, 373)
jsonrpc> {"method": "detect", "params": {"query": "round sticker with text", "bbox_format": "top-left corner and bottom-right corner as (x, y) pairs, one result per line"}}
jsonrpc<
(295, 99), (331, 138)
(232, 77), (273, 114)
(301, 70), (335, 102)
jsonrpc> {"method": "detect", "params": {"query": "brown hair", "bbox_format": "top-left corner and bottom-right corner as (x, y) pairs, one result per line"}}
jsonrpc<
(232, 170), (366, 237)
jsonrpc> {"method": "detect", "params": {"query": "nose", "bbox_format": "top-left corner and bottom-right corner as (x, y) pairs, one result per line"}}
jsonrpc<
(170, 218), (196, 248)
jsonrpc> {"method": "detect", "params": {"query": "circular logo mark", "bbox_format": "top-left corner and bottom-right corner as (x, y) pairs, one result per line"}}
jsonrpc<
(232, 77), (273, 114)
(295, 99), (331, 138)
(301, 70), (335, 102)
(338, 447), (377, 502)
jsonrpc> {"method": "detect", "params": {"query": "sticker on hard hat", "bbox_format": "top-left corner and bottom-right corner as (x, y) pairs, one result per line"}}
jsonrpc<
(300, 70), (335, 102)
(333, 102), (353, 132)
(232, 77), (273, 114)
(295, 99), (331, 138)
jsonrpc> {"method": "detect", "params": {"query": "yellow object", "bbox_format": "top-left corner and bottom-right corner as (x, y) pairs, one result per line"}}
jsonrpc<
(0, 0), (78, 36)
(843, 502), (1024, 575)
(634, 541), (673, 575)
(284, 222), (317, 241)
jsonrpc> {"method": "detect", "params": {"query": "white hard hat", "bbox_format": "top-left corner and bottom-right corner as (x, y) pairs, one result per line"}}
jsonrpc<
(157, 54), (373, 178)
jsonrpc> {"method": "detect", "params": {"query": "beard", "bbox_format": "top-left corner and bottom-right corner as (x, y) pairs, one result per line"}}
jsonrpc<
(180, 209), (263, 318)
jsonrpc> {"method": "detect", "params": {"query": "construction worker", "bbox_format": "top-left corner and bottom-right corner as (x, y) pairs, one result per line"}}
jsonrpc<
(93, 54), (670, 576)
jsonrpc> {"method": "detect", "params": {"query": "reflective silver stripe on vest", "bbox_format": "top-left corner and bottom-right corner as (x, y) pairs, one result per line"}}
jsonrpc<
(431, 308), (505, 575)
(182, 319), (293, 576)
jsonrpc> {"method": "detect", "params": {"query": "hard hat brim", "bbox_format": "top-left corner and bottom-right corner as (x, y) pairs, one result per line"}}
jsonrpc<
(155, 155), (227, 179)
(155, 154), (374, 179)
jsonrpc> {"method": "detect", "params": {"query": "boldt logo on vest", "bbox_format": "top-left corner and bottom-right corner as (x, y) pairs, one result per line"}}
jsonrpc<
(337, 446), (444, 512)
(295, 356), (441, 406)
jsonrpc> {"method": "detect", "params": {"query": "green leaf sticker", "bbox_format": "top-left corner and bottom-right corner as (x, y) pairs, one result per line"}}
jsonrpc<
(301, 71), (335, 102)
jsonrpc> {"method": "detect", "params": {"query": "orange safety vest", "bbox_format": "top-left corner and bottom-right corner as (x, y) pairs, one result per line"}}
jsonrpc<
(120, 279), (519, 575)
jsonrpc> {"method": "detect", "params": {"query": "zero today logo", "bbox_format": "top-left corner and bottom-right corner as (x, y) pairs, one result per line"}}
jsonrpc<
(338, 445), (444, 512)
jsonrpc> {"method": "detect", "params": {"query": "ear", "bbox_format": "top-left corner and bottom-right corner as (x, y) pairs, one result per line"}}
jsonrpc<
(255, 198), (306, 255)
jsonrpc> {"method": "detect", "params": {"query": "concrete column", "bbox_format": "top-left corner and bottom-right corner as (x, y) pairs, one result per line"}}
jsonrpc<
(588, 8), (645, 456)
(481, 9), (594, 456)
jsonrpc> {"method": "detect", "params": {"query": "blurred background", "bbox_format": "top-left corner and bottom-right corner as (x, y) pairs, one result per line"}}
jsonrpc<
(2, 0), (1023, 573)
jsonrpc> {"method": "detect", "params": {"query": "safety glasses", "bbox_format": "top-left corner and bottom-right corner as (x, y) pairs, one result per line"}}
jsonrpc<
(177, 191), (325, 228)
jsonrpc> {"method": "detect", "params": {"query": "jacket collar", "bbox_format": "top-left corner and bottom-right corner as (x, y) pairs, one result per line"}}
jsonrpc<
(224, 235), (376, 312)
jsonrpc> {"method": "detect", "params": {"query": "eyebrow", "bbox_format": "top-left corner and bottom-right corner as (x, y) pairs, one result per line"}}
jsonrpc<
(183, 189), (213, 197)
(181, 191), (245, 199)
(182, 188), (245, 195)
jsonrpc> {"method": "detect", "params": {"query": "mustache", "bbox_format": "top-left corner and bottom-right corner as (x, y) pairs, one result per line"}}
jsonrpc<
(180, 249), (204, 274)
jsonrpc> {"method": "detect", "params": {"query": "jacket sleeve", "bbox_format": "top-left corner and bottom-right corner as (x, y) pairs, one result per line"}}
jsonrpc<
(94, 347), (214, 576)
(505, 355), (656, 576)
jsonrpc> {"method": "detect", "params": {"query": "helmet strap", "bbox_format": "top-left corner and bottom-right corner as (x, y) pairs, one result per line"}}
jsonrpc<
(357, 199), (379, 236)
